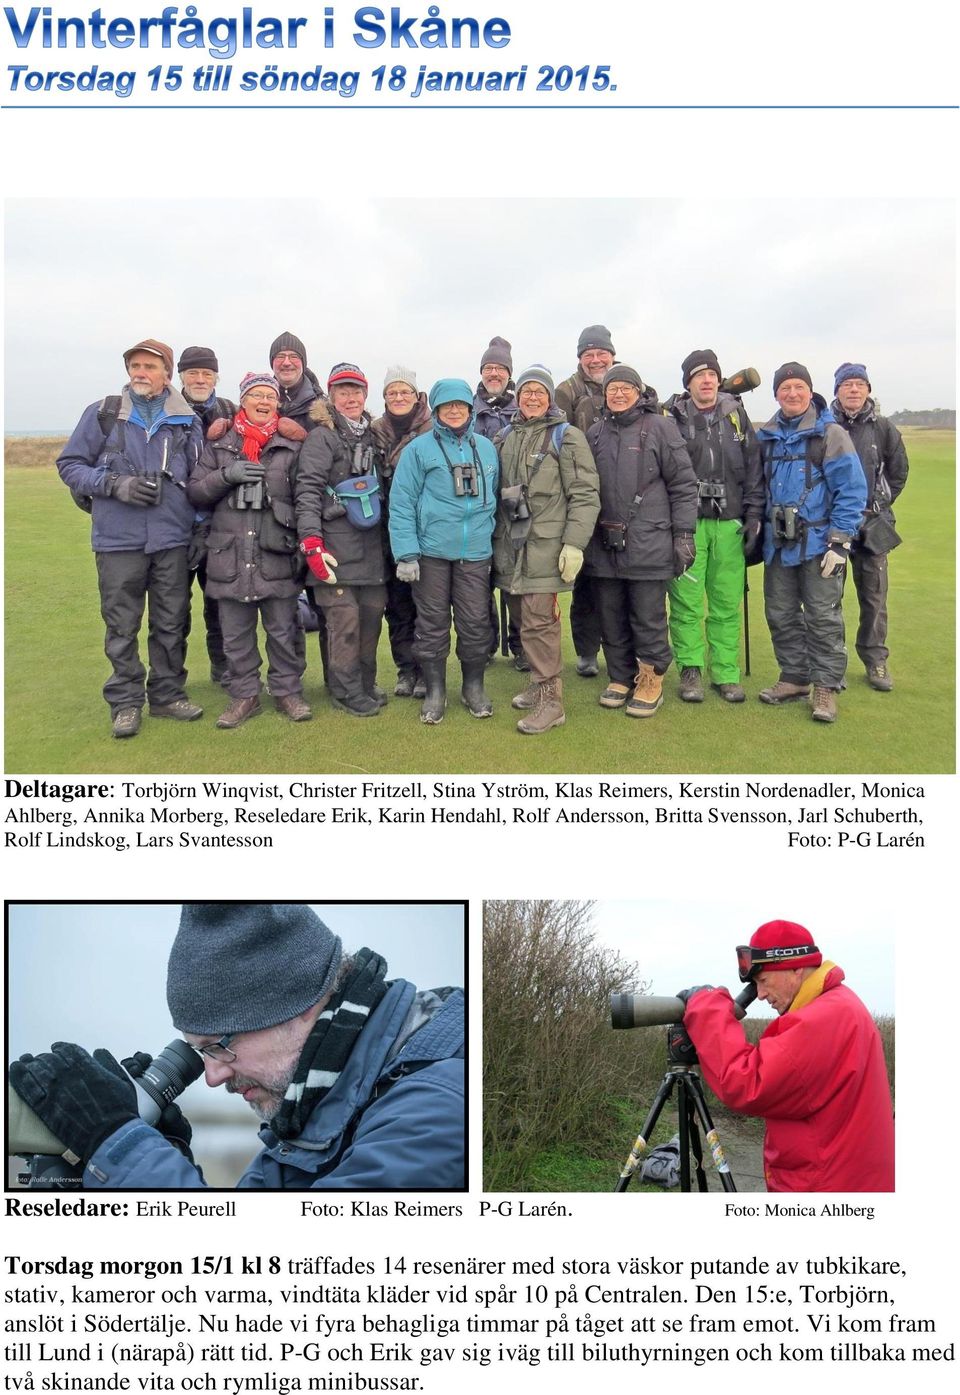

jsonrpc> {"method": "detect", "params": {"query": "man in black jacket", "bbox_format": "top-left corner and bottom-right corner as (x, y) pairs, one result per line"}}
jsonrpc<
(831, 363), (909, 691)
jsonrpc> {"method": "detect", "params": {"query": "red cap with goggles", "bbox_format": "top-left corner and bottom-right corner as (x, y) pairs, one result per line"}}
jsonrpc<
(736, 920), (822, 982)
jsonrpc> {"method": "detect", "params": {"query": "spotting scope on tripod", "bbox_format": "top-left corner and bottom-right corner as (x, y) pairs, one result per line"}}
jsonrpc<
(609, 983), (757, 1193)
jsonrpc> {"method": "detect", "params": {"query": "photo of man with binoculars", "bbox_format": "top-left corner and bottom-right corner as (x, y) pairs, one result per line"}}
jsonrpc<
(7, 902), (465, 1191)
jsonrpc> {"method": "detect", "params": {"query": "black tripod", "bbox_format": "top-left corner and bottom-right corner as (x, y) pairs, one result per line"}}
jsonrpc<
(614, 1031), (737, 1193)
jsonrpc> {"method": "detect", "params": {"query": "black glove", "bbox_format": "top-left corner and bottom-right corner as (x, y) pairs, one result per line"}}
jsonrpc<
(675, 985), (715, 1005)
(119, 1052), (194, 1161)
(110, 475), (160, 506)
(672, 532), (696, 576)
(222, 459), (266, 485)
(187, 521), (209, 572)
(666, 1021), (698, 1065)
(8, 1043), (138, 1164)
(738, 517), (763, 557)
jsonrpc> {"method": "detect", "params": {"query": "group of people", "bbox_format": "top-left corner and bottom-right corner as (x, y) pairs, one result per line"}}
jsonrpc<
(57, 325), (908, 737)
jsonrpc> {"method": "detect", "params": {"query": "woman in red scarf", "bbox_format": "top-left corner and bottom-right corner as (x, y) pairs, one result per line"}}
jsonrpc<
(188, 372), (315, 728)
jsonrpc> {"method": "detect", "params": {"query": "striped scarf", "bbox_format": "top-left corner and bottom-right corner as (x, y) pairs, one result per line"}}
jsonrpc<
(271, 947), (388, 1140)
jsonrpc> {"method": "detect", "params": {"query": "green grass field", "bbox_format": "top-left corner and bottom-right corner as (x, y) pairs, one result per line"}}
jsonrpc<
(5, 431), (954, 775)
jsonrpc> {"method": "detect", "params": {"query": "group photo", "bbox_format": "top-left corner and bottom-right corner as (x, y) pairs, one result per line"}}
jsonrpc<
(4, 197), (954, 775)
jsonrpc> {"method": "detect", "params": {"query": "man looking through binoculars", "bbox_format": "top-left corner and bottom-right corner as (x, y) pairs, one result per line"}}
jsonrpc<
(675, 920), (893, 1193)
(9, 904), (464, 1190)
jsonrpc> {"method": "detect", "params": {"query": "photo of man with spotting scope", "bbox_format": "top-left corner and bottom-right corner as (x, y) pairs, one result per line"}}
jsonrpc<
(674, 920), (894, 1192)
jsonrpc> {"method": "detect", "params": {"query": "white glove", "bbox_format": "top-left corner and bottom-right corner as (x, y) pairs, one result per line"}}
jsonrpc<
(819, 544), (848, 577)
(396, 559), (421, 584)
(558, 544), (584, 584)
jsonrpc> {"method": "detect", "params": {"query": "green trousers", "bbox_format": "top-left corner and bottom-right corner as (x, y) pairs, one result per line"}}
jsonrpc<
(668, 517), (745, 683)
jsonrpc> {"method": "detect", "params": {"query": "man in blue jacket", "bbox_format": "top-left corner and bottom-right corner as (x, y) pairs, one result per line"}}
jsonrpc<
(756, 363), (866, 724)
(56, 338), (205, 738)
(9, 904), (465, 1191)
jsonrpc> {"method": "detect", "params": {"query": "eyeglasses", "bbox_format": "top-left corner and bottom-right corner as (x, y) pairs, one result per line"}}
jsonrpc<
(606, 385), (638, 397)
(245, 392), (278, 403)
(385, 389), (416, 402)
(196, 1033), (237, 1064)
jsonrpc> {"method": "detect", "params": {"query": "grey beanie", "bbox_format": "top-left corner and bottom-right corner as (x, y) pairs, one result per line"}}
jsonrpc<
(515, 364), (555, 400)
(269, 331), (307, 368)
(167, 903), (342, 1034)
(577, 324), (615, 358)
(602, 365), (644, 393)
(480, 336), (513, 373)
(383, 365), (419, 394)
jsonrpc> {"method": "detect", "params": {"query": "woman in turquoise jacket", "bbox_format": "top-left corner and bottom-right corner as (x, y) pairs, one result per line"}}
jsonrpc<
(388, 379), (499, 724)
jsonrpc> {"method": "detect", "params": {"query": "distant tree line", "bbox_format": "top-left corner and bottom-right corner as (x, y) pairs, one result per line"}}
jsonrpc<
(887, 408), (955, 428)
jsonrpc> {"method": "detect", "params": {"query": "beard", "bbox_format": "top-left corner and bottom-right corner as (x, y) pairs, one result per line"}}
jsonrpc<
(226, 1065), (296, 1123)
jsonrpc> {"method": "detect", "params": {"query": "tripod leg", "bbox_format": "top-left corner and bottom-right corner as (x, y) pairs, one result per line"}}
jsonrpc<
(614, 1074), (675, 1192)
(677, 1078), (691, 1192)
(682, 1088), (709, 1193)
(687, 1074), (738, 1193)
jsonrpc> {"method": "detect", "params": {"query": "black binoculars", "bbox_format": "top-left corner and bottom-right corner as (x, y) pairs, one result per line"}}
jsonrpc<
(452, 463), (479, 498)
(771, 504), (801, 543)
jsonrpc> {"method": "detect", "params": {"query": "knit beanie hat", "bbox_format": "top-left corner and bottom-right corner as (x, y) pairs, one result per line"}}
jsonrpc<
(124, 338), (174, 378)
(773, 361), (813, 394)
(383, 366), (419, 394)
(328, 362), (369, 393)
(577, 324), (615, 358)
(238, 371), (280, 400)
(167, 903), (343, 1034)
(748, 920), (822, 972)
(515, 364), (555, 399)
(480, 336), (513, 373)
(269, 332), (307, 368)
(602, 365), (644, 393)
(682, 349), (722, 389)
(178, 346), (219, 374)
(834, 361), (870, 393)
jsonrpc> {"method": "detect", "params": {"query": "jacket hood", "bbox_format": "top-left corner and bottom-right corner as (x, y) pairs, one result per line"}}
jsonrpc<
(308, 399), (336, 430)
(511, 404), (567, 430)
(429, 377), (475, 412)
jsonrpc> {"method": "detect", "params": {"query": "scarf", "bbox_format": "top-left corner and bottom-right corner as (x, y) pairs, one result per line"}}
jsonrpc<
(271, 947), (389, 1141)
(788, 960), (838, 1013)
(233, 408), (278, 462)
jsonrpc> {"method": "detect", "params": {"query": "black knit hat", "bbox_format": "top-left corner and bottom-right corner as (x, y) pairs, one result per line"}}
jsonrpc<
(269, 332), (308, 369)
(177, 345), (219, 373)
(773, 361), (813, 394)
(577, 324), (615, 358)
(602, 365), (644, 393)
(167, 903), (342, 1034)
(480, 336), (513, 373)
(682, 349), (722, 389)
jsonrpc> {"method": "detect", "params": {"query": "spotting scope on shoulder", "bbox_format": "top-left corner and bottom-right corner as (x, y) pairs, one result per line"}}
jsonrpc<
(719, 367), (761, 396)
(610, 981), (757, 1030)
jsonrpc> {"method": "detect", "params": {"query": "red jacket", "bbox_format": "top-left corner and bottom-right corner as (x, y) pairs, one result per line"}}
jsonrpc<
(683, 965), (894, 1192)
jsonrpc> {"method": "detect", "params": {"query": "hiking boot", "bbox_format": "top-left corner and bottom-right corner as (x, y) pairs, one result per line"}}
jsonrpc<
(275, 694), (312, 722)
(576, 654), (600, 677)
(367, 685), (389, 708)
(517, 679), (565, 735)
(513, 650), (532, 673)
(511, 681), (540, 710)
(393, 669), (417, 698)
(216, 696), (261, 729)
(758, 679), (810, 705)
(460, 661), (493, 718)
(419, 659), (447, 725)
(866, 663), (893, 692)
(149, 698), (203, 721)
(111, 706), (142, 739)
(599, 682), (630, 709)
(679, 666), (704, 703)
(627, 663), (664, 717)
(811, 686), (838, 723)
(330, 692), (381, 717)
(712, 682), (746, 704)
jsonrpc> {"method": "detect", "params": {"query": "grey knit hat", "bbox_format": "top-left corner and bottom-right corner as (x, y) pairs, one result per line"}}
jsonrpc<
(480, 336), (513, 373)
(515, 364), (555, 400)
(167, 903), (342, 1034)
(577, 324), (615, 358)
(383, 365), (419, 394)
(602, 365), (644, 393)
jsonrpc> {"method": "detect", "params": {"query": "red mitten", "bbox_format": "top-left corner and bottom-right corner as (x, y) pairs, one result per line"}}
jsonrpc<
(300, 536), (339, 585)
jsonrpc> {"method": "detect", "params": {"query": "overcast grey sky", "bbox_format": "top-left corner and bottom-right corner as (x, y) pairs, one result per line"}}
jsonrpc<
(6, 901), (465, 1116)
(591, 897), (894, 1016)
(4, 198), (954, 432)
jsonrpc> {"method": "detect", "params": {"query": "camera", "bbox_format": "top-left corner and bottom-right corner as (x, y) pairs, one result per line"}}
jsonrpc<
(8, 1039), (204, 1164)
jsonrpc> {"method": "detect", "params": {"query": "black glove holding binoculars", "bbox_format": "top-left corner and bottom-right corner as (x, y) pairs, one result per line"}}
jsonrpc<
(9, 1043), (139, 1164)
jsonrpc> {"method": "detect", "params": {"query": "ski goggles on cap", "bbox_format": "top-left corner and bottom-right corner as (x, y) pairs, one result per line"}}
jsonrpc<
(736, 942), (820, 982)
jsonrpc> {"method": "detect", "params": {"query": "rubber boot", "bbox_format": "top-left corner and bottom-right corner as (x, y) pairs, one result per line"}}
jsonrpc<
(460, 660), (493, 718)
(419, 658), (447, 725)
(516, 678), (565, 735)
